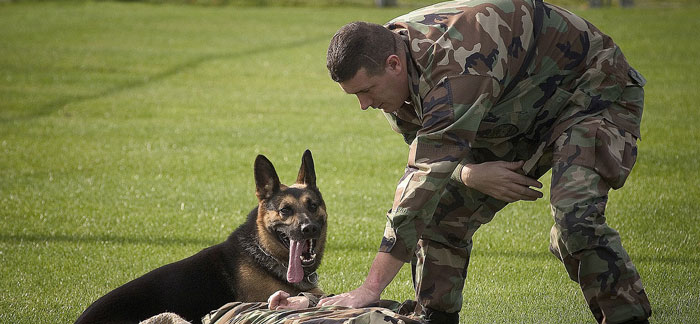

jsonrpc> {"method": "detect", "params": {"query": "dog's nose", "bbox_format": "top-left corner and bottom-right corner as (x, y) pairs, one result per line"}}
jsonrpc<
(301, 223), (319, 236)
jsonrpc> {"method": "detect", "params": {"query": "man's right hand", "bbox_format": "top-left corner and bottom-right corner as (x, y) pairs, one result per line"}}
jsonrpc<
(460, 160), (543, 202)
(318, 252), (403, 308)
(317, 285), (379, 308)
(268, 290), (310, 310)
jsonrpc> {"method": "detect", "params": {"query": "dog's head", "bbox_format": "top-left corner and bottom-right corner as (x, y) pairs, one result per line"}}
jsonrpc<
(254, 150), (327, 284)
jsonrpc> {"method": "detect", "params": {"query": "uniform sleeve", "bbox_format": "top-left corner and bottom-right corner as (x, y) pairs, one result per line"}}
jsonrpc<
(379, 74), (500, 262)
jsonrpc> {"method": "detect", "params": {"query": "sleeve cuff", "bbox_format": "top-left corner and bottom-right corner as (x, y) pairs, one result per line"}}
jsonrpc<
(299, 292), (327, 307)
(378, 220), (414, 263)
(449, 154), (476, 184)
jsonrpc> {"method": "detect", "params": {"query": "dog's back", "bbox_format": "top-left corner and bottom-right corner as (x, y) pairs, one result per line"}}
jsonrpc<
(75, 240), (241, 323)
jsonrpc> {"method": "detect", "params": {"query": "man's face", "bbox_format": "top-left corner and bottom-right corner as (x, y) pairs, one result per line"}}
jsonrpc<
(338, 59), (409, 114)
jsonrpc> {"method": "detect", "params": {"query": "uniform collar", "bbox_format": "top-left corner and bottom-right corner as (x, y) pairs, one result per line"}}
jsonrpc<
(397, 30), (423, 125)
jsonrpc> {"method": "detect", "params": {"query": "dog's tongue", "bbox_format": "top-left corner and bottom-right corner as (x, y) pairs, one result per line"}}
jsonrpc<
(287, 239), (304, 283)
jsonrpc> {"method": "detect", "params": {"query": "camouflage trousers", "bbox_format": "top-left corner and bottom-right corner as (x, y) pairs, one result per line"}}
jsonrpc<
(412, 85), (652, 324)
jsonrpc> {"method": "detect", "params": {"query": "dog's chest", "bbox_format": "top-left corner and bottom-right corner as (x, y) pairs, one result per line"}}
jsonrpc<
(233, 260), (304, 301)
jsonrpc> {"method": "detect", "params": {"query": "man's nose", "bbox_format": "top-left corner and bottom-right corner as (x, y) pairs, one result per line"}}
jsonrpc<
(357, 94), (372, 110)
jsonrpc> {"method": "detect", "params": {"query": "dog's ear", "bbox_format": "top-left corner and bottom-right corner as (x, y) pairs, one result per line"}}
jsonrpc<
(295, 149), (316, 188)
(254, 155), (281, 201)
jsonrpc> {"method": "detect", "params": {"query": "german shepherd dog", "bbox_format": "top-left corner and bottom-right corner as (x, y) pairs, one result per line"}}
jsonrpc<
(75, 150), (326, 323)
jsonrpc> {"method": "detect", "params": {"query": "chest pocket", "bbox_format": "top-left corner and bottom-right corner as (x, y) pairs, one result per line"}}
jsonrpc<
(473, 97), (537, 147)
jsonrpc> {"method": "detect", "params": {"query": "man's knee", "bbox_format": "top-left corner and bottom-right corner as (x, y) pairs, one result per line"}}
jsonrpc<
(551, 117), (638, 195)
(549, 204), (622, 265)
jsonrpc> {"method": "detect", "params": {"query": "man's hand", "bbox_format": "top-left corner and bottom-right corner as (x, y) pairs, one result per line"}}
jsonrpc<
(318, 252), (403, 308)
(461, 160), (543, 202)
(268, 290), (310, 310)
(317, 285), (380, 308)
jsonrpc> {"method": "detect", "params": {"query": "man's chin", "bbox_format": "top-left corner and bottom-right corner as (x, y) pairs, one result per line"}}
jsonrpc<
(379, 106), (399, 114)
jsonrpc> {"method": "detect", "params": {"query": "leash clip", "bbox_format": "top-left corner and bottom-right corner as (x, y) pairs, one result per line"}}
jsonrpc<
(305, 272), (319, 285)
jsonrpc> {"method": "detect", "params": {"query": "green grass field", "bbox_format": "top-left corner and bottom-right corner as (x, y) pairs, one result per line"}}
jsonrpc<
(1, 1), (699, 323)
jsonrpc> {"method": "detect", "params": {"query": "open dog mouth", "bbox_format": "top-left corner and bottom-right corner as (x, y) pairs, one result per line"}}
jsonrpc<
(275, 231), (318, 266)
(276, 230), (318, 283)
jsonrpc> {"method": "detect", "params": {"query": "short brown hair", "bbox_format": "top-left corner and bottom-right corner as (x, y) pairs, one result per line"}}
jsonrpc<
(326, 21), (398, 83)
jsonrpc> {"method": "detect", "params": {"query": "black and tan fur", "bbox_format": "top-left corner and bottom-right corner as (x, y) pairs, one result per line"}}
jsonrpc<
(75, 150), (327, 324)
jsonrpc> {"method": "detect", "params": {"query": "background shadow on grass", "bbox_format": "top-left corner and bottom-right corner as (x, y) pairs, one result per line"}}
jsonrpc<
(0, 232), (217, 247)
(476, 249), (700, 266)
(1, 34), (329, 124)
(329, 244), (700, 266)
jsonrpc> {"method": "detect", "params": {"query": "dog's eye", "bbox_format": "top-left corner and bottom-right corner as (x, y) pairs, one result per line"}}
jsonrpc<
(280, 206), (293, 217)
(308, 202), (318, 213)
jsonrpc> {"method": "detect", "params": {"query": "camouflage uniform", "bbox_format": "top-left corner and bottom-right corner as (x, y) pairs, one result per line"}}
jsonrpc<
(200, 297), (424, 324)
(376, 0), (652, 323)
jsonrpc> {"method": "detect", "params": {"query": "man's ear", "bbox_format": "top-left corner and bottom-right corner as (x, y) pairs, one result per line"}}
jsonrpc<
(385, 54), (402, 74)
(254, 155), (281, 201)
(295, 149), (316, 188)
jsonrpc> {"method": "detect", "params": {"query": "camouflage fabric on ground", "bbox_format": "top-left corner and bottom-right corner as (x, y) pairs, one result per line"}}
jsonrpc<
(140, 312), (192, 324)
(201, 300), (424, 324)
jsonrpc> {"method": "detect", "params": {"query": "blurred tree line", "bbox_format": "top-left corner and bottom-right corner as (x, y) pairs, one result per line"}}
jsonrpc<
(5, 0), (698, 8)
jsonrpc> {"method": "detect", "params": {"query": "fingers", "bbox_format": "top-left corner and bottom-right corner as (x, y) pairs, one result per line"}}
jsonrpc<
(318, 287), (380, 308)
(514, 185), (544, 201)
(498, 183), (543, 202)
(276, 296), (310, 310)
(493, 161), (543, 189)
(502, 162), (542, 189)
(502, 160), (525, 171)
(318, 293), (354, 307)
(513, 174), (543, 189)
(268, 290), (290, 310)
(318, 294), (341, 307)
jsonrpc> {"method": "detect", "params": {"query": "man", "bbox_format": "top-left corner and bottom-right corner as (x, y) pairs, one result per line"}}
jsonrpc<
(317, 0), (652, 323)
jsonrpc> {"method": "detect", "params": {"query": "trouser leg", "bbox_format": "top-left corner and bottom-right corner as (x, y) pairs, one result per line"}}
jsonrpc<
(549, 117), (651, 324)
(412, 180), (507, 320)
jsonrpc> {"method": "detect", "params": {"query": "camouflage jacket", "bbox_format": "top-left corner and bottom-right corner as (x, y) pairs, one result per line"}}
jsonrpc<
(379, 0), (646, 262)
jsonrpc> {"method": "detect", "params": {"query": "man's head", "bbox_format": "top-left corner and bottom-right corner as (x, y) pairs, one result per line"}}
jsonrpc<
(326, 21), (397, 83)
(327, 21), (410, 113)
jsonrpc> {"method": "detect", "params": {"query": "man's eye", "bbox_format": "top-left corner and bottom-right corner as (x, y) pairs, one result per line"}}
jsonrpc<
(280, 207), (293, 217)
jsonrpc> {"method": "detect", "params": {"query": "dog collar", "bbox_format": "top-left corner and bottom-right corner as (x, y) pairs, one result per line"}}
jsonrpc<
(305, 271), (318, 285)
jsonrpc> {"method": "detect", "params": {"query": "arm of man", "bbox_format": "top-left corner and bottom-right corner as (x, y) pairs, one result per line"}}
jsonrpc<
(317, 252), (403, 307)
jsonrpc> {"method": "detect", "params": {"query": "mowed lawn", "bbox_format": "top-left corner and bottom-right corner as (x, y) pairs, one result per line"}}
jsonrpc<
(1, 1), (698, 323)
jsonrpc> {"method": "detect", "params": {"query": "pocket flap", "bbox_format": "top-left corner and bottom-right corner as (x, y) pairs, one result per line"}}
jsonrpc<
(628, 67), (647, 87)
